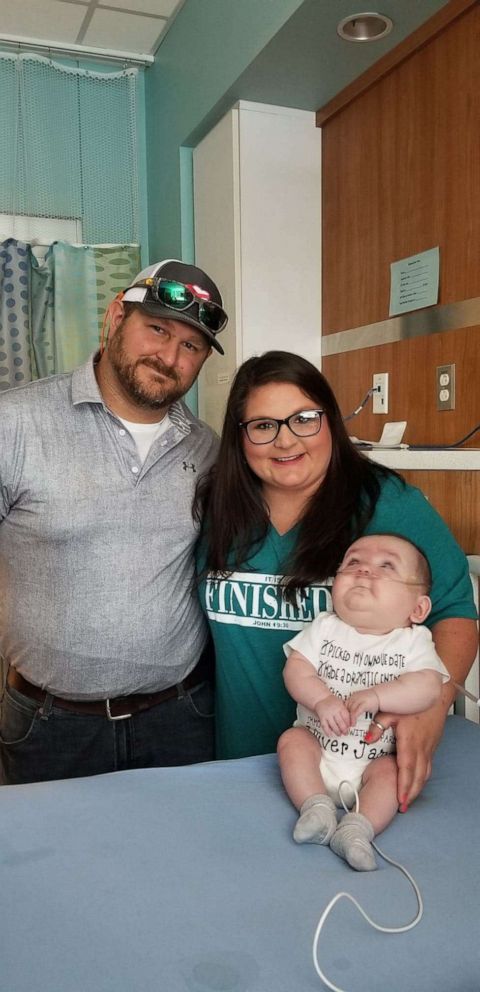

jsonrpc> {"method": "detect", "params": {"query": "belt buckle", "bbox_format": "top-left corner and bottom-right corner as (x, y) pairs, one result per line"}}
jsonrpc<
(105, 698), (132, 721)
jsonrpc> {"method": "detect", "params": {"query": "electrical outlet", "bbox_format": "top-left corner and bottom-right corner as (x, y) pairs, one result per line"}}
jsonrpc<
(372, 372), (389, 414)
(436, 364), (455, 411)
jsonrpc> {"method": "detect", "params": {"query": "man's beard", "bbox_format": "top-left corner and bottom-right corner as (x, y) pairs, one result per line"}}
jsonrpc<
(108, 329), (184, 410)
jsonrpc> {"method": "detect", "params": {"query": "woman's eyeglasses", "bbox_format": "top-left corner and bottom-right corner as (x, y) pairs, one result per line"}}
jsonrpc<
(239, 409), (325, 445)
(135, 277), (228, 333)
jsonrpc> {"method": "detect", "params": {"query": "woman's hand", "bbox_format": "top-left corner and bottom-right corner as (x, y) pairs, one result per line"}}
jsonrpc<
(314, 695), (350, 737)
(366, 618), (478, 810)
(364, 708), (446, 810)
(346, 688), (379, 723)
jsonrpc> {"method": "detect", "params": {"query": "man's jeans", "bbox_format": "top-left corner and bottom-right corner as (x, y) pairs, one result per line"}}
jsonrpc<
(0, 679), (214, 785)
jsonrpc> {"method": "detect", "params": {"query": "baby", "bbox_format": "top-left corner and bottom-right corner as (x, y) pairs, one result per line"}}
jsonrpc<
(277, 533), (449, 871)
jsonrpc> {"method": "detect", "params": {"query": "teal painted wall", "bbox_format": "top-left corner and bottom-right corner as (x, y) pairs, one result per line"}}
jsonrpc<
(144, 0), (308, 414)
(144, 0), (306, 262)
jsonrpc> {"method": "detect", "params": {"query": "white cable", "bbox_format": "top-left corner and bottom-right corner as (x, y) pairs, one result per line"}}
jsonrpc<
(311, 782), (423, 992)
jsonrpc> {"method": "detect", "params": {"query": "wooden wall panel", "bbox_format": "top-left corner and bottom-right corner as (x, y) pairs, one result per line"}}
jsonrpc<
(322, 3), (480, 334)
(319, 1), (480, 554)
(323, 325), (480, 447)
(391, 470), (479, 554)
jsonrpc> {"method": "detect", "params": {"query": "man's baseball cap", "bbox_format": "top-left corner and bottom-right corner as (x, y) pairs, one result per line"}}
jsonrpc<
(122, 259), (228, 355)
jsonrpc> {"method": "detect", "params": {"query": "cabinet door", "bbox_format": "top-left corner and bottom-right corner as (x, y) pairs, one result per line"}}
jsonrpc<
(194, 101), (322, 434)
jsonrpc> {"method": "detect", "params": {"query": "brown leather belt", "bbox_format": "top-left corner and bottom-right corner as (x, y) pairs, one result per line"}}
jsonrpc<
(7, 652), (212, 722)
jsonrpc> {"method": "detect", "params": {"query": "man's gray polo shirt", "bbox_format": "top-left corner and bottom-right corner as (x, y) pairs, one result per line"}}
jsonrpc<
(0, 356), (218, 699)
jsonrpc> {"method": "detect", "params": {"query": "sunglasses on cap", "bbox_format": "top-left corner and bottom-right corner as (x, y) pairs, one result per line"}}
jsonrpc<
(136, 276), (228, 333)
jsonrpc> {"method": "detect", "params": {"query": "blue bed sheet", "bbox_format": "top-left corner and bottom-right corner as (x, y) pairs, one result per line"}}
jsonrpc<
(1, 715), (479, 992)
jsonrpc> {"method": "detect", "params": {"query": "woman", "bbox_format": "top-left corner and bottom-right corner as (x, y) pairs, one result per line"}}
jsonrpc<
(195, 351), (477, 808)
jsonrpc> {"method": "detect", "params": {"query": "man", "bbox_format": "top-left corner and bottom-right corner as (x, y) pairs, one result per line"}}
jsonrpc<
(0, 259), (228, 784)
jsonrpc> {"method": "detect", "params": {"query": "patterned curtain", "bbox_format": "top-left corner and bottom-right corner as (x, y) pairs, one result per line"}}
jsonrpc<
(0, 239), (141, 388)
(0, 239), (33, 390)
(30, 245), (56, 380)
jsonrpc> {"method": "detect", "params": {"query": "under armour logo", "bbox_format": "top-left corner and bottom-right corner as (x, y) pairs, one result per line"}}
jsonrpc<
(182, 461), (196, 472)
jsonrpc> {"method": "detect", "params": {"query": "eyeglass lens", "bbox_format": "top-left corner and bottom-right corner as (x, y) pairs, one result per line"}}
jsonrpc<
(244, 410), (323, 444)
(197, 302), (226, 331)
(156, 280), (194, 309)
(155, 280), (227, 332)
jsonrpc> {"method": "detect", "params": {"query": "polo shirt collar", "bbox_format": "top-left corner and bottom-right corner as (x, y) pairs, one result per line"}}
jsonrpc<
(72, 353), (104, 406)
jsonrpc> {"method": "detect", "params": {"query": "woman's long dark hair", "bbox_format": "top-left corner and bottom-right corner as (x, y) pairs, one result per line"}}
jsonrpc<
(195, 351), (400, 598)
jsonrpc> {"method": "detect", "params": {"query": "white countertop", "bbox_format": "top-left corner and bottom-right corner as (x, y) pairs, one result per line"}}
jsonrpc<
(363, 448), (480, 470)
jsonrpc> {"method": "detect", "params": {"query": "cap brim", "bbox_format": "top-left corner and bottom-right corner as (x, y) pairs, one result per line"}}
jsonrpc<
(139, 302), (225, 355)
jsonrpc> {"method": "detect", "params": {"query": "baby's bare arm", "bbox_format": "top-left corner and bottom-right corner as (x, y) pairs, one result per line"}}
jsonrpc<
(347, 670), (443, 723)
(283, 650), (350, 736)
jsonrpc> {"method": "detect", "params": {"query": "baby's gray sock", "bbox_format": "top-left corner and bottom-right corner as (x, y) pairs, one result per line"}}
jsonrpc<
(293, 794), (337, 845)
(329, 812), (377, 871)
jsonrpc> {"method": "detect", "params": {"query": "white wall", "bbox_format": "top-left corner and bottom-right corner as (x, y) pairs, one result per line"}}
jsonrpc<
(194, 100), (321, 433)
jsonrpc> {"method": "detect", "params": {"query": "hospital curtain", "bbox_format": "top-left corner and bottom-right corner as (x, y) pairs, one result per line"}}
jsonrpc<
(0, 240), (33, 388)
(0, 53), (139, 245)
(0, 240), (141, 390)
(0, 51), (142, 391)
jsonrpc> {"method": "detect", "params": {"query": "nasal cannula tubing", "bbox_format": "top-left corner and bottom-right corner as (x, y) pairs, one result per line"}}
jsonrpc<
(451, 680), (480, 707)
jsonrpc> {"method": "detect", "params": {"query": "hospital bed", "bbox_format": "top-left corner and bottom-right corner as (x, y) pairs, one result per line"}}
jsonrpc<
(1, 714), (480, 992)
(454, 556), (480, 722)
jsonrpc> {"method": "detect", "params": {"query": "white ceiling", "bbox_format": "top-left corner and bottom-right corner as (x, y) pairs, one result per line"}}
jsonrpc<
(0, 0), (186, 60)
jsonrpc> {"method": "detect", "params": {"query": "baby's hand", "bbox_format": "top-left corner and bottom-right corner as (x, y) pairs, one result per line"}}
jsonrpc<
(346, 689), (380, 724)
(314, 695), (351, 737)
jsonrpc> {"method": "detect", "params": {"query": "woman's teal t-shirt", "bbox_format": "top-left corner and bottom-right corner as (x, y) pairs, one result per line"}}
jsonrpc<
(197, 475), (476, 760)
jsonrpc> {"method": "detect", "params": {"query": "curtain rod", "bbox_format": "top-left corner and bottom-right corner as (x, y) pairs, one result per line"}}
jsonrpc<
(0, 33), (154, 67)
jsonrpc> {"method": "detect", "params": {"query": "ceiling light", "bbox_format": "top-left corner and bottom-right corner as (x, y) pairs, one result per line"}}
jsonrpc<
(337, 12), (393, 42)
